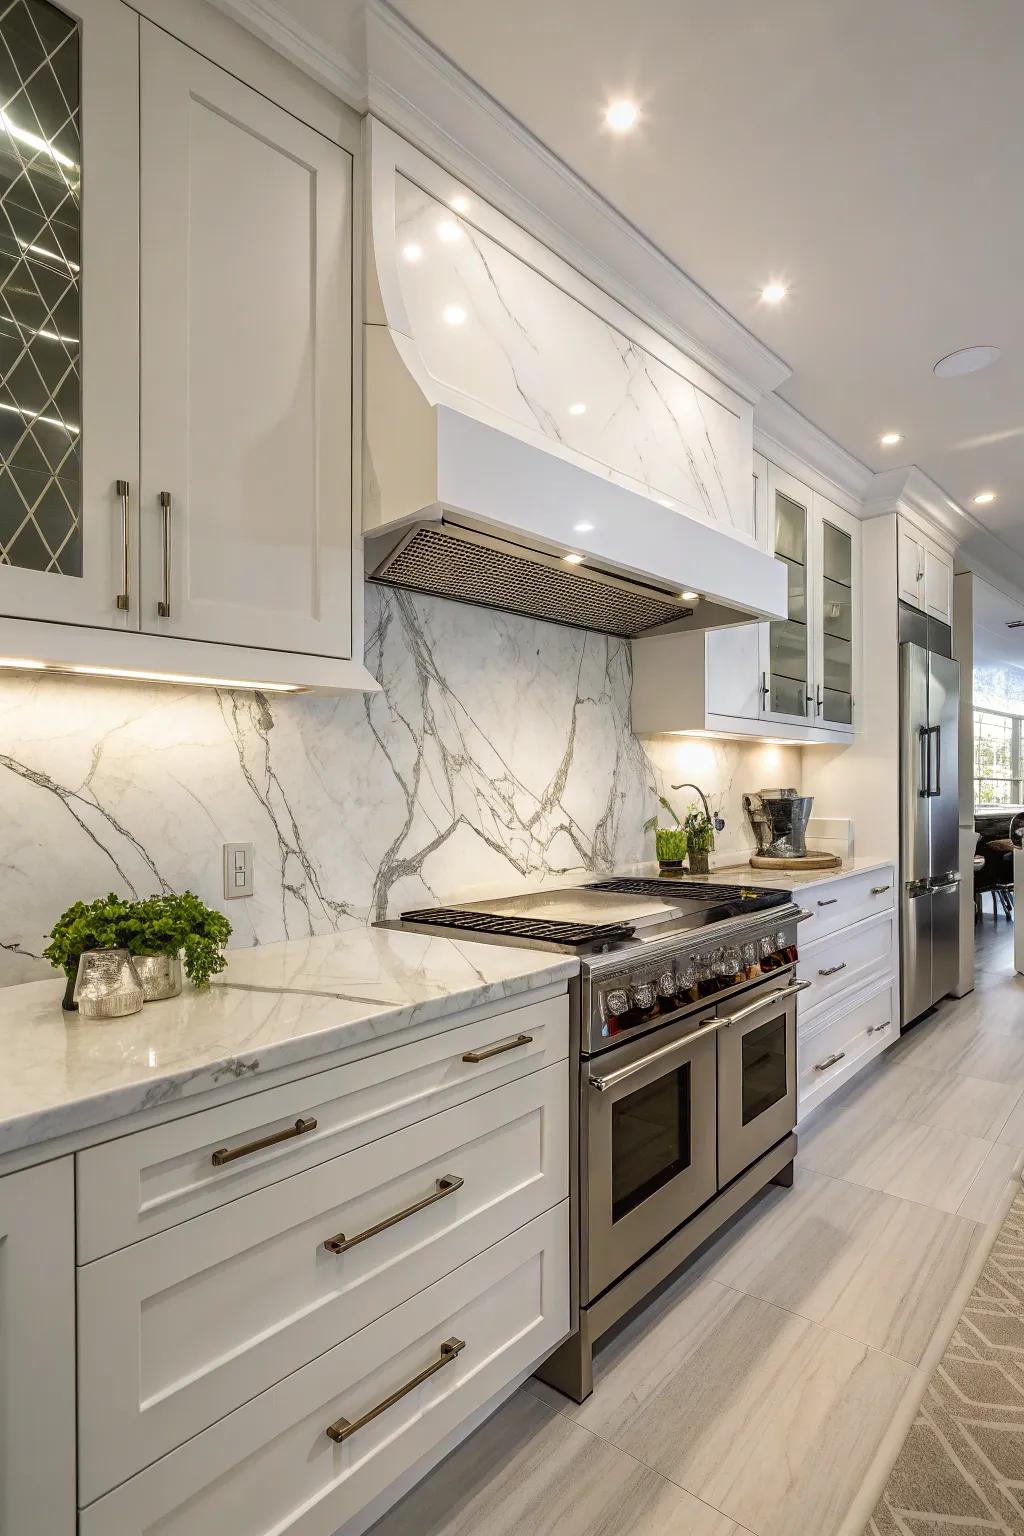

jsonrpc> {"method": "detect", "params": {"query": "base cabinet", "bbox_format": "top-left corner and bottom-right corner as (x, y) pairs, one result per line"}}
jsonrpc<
(80, 1205), (569, 1536)
(0, 1159), (76, 1536)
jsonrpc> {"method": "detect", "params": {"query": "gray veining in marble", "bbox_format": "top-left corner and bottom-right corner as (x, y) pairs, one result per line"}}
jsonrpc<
(0, 584), (791, 989)
(394, 178), (750, 535)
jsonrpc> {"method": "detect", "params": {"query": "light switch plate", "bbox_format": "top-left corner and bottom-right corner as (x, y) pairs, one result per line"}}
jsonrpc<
(223, 842), (254, 899)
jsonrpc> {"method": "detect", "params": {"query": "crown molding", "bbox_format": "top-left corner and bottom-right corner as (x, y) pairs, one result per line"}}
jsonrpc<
(207, 0), (369, 105)
(753, 392), (873, 512)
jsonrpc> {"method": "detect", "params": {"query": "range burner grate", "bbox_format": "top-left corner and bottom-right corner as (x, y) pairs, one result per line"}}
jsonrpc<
(588, 878), (790, 912)
(399, 908), (636, 948)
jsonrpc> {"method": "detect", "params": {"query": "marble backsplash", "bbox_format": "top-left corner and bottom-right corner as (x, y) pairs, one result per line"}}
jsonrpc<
(0, 587), (801, 988)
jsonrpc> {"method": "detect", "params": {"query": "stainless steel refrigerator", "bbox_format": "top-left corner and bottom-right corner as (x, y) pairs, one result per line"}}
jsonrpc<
(900, 642), (961, 1028)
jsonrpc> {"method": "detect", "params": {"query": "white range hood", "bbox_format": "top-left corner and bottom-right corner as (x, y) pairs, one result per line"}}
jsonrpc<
(363, 121), (788, 638)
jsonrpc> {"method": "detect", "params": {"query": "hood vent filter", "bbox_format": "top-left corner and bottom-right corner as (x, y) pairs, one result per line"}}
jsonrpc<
(371, 522), (691, 638)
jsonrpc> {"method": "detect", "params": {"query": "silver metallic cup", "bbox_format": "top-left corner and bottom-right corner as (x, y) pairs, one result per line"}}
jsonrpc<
(73, 948), (145, 1020)
(133, 953), (183, 1002)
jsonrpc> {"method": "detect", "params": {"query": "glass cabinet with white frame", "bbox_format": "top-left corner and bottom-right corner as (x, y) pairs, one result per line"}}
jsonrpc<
(759, 466), (813, 724)
(814, 506), (856, 726)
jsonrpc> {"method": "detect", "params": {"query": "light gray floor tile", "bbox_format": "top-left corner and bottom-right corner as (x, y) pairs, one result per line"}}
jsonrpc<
(799, 1103), (993, 1212)
(902, 1069), (1022, 1138)
(568, 1280), (914, 1536)
(957, 1141), (1023, 1223)
(688, 1165), (982, 1363)
(367, 1388), (747, 1536)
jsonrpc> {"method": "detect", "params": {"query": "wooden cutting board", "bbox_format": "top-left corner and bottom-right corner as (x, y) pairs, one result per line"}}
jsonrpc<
(749, 852), (842, 870)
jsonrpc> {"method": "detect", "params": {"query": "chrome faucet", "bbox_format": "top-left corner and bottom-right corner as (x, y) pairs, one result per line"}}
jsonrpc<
(671, 782), (726, 832)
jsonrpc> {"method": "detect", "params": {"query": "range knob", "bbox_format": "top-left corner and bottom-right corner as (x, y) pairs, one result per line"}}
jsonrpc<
(630, 978), (656, 1013)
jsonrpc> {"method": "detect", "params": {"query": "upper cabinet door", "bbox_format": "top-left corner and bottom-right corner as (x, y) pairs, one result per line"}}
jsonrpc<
(138, 23), (353, 657)
(760, 466), (812, 724)
(812, 495), (857, 730)
(897, 523), (923, 609)
(0, 0), (139, 628)
(924, 544), (952, 625)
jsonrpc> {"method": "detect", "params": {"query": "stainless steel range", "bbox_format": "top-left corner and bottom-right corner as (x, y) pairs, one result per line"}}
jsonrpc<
(396, 874), (810, 1400)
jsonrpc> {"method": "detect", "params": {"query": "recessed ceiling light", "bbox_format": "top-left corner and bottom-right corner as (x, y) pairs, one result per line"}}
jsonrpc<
(880, 431), (902, 446)
(402, 242), (423, 263)
(680, 591), (700, 602)
(933, 345), (1001, 378)
(568, 402), (587, 416)
(449, 195), (470, 213)
(605, 100), (639, 133)
(973, 489), (997, 505)
(442, 304), (467, 326)
(437, 219), (462, 243)
(563, 553), (585, 564)
(760, 282), (788, 304)
(573, 521), (594, 533)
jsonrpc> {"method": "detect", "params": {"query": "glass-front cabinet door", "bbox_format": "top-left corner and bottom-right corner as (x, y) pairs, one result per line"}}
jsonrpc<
(0, 0), (138, 629)
(814, 498), (856, 728)
(759, 466), (812, 723)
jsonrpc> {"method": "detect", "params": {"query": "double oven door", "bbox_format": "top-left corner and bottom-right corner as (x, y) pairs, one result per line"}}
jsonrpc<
(583, 972), (802, 1304)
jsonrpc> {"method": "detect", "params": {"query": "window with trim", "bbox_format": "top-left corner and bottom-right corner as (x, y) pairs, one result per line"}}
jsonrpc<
(975, 708), (1024, 805)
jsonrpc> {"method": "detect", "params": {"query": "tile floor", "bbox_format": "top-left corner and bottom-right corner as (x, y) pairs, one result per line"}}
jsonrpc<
(370, 922), (1024, 1536)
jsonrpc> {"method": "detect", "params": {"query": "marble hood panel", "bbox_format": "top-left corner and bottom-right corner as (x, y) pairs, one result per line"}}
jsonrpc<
(363, 124), (787, 638)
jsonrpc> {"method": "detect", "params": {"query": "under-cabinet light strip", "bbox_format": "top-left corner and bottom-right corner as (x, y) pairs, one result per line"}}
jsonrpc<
(0, 657), (303, 692)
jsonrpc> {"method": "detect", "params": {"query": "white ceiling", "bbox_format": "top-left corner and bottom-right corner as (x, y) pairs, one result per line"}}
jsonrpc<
(271, 0), (1024, 558)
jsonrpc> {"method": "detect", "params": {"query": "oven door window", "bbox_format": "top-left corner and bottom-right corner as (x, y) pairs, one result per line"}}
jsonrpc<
(741, 1014), (788, 1125)
(611, 1064), (691, 1222)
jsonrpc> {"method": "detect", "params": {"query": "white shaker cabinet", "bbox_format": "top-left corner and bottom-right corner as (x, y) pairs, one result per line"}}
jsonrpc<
(0, 1158), (76, 1536)
(897, 517), (953, 625)
(0, 0), (139, 632)
(138, 23), (353, 657)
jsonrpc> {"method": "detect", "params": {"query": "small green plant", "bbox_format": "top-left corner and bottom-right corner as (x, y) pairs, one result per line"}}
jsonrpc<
(683, 805), (715, 854)
(45, 891), (232, 991)
(654, 826), (688, 864)
(43, 893), (134, 980)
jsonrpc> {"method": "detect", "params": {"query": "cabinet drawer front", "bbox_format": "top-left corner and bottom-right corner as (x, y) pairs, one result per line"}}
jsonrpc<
(80, 1204), (569, 1536)
(77, 992), (568, 1261)
(798, 984), (895, 1113)
(797, 867), (895, 941)
(798, 912), (895, 1018)
(78, 1065), (569, 1502)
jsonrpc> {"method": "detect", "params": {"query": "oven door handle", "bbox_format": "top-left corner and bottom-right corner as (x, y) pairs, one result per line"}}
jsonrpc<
(715, 978), (813, 1029)
(589, 1014), (727, 1093)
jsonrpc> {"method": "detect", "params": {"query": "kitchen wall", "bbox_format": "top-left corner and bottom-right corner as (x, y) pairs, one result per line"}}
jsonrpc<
(0, 588), (802, 988)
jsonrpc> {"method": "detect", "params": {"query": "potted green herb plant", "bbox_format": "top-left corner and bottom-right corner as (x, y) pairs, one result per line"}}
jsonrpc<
(44, 893), (136, 1011)
(683, 805), (715, 876)
(45, 891), (232, 1010)
(644, 797), (688, 870)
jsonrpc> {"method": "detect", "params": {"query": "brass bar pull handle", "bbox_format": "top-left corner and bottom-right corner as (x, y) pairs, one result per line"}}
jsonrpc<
(158, 491), (171, 617)
(817, 898), (838, 907)
(325, 1338), (465, 1444)
(462, 1032), (533, 1064)
(759, 671), (769, 706)
(818, 962), (847, 976)
(211, 1115), (317, 1167)
(867, 1020), (890, 1035)
(115, 479), (130, 610)
(871, 883), (892, 895)
(324, 1175), (464, 1255)
(814, 1051), (846, 1072)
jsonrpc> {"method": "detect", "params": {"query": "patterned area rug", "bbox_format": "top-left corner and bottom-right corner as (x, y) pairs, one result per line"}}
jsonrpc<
(867, 1187), (1024, 1534)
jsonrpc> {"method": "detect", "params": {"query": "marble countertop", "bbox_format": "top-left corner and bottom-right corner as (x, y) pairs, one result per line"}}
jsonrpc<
(628, 855), (895, 894)
(0, 928), (576, 1160)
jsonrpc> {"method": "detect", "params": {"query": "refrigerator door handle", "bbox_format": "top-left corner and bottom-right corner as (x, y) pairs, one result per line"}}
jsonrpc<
(918, 727), (931, 798)
(930, 725), (941, 798)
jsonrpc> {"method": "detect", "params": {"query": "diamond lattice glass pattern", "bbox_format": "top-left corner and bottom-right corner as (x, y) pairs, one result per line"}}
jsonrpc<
(0, 0), (80, 577)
